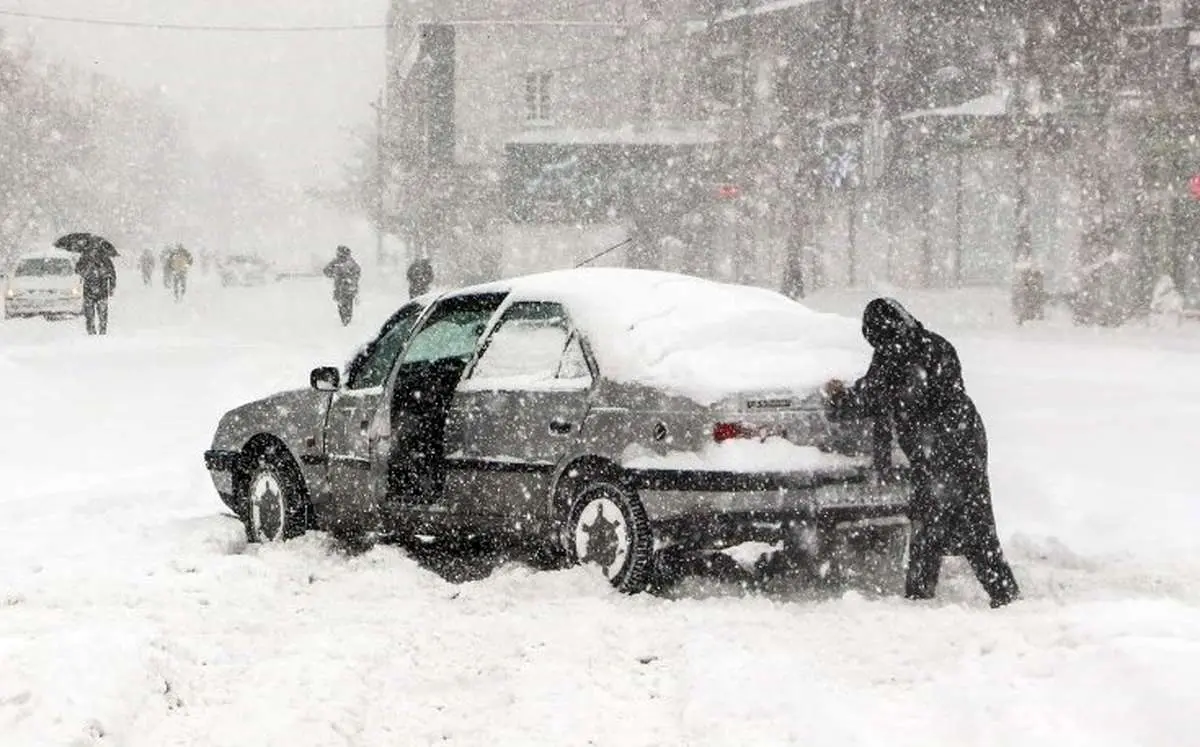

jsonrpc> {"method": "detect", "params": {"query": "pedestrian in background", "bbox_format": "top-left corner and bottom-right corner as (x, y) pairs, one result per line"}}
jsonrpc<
(139, 249), (156, 286)
(407, 257), (433, 299)
(324, 245), (361, 326)
(166, 244), (193, 301)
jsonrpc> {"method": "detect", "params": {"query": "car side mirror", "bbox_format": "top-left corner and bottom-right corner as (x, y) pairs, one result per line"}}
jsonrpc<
(310, 366), (341, 392)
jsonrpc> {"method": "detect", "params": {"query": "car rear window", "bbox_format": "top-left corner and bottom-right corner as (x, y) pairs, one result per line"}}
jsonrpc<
(16, 258), (74, 277)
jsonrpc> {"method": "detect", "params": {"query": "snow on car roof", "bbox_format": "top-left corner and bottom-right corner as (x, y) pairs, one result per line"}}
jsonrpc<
(451, 268), (870, 405)
(17, 248), (76, 261)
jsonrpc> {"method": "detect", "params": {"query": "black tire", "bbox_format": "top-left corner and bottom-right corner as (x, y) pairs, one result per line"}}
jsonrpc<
(564, 479), (654, 594)
(238, 446), (308, 543)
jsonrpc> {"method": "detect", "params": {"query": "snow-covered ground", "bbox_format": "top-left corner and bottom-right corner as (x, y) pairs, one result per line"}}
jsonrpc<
(1, 274), (1198, 747)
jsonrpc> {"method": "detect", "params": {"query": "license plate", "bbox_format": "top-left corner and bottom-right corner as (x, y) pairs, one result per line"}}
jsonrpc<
(811, 481), (909, 508)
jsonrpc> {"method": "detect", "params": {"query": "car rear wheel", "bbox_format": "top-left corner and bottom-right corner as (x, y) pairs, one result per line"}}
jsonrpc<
(565, 480), (653, 594)
(241, 449), (308, 543)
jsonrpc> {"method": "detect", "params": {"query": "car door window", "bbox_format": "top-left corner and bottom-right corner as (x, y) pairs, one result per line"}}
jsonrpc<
(400, 293), (507, 365)
(556, 334), (592, 382)
(345, 302), (424, 389)
(465, 302), (593, 389)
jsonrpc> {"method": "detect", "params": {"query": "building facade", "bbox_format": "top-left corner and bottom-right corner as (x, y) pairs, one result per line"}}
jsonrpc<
(383, 0), (1200, 321)
(384, 0), (716, 283)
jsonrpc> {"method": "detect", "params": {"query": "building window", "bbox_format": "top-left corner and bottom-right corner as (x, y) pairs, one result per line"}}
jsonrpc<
(1162, 0), (1183, 25)
(525, 72), (552, 122)
(1119, 0), (1160, 26)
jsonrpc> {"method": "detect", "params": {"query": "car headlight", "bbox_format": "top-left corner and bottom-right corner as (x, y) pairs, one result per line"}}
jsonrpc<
(4, 288), (13, 299)
(71, 286), (82, 298)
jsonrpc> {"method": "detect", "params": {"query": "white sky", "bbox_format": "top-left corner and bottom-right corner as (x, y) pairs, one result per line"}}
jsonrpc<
(0, 0), (389, 185)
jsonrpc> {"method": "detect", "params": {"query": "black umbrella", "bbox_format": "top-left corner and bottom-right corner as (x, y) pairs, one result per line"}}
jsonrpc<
(54, 232), (118, 258)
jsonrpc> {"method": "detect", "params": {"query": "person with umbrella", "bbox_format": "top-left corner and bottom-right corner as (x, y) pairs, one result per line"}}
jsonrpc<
(56, 233), (118, 336)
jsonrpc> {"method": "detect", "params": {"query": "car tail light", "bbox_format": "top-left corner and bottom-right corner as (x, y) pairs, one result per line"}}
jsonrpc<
(713, 421), (791, 443)
(713, 422), (756, 443)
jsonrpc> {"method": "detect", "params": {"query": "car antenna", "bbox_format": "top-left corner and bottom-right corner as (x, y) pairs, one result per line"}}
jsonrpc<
(573, 236), (633, 269)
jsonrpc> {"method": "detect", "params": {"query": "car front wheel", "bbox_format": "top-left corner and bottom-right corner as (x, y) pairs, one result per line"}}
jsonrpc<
(241, 450), (307, 543)
(565, 480), (653, 594)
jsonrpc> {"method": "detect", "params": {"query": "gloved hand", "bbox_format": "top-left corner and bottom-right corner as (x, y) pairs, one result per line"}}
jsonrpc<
(822, 379), (847, 400)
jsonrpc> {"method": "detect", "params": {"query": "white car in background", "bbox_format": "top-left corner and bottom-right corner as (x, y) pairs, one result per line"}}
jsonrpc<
(3, 249), (84, 319)
(219, 254), (274, 287)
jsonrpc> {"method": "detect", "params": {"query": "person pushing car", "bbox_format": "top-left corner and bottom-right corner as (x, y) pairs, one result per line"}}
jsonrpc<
(824, 298), (1020, 608)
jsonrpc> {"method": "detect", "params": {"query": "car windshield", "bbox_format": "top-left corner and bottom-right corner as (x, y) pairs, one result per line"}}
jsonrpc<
(15, 258), (74, 277)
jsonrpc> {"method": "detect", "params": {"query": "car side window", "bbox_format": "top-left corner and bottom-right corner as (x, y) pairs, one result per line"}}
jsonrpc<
(465, 302), (593, 389)
(345, 303), (424, 389)
(556, 334), (591, 381)
(400, 293), (507, 366)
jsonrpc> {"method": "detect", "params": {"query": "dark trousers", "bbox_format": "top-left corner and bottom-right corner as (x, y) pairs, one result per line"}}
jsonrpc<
(172, 273), (187, 301)
(336, 296), (354, 326)
(83, 297), (109, 335)
(904, 416), (1019, 607)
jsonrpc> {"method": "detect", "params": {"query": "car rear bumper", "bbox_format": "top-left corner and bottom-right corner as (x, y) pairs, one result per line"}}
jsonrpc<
(624, 467), (910, 545)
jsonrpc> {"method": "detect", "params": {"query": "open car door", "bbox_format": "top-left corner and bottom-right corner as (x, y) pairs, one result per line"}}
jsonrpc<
(383, 293), (508, 524)
(321, 302), (423, 535)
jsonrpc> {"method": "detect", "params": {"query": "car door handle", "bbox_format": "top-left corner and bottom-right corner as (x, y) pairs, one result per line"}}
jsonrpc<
(548, 419), (574, 435)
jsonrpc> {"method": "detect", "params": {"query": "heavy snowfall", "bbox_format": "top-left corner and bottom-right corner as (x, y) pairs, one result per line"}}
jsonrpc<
(3, 0), (1200, 745)
(1, 278), (1197, 746)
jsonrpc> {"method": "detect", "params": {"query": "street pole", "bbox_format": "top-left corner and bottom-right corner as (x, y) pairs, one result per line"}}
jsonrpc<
(372, 91), (386, 269)
(1011, 5), (1039, 323)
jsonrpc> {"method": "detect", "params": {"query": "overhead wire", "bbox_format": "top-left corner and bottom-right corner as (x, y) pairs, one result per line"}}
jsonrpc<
(0, 6), (634, 33)
(0, 8), (384, 32)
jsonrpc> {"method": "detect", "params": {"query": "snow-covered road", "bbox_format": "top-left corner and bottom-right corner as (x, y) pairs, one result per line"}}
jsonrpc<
(1, 276), (1197, 746)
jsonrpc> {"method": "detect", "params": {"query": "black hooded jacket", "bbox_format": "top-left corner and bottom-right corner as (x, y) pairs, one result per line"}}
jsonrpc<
(835, 298), (977, 471)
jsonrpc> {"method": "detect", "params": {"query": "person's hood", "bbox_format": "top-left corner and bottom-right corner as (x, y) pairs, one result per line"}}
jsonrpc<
(861, 297), (923, 349)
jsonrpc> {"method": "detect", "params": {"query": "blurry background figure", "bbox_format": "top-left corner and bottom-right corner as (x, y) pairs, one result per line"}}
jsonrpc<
(160, 246), (172, 288)
(323, 245), (361, 326)
(139, 249), (156, 286)
(782, 232), (807, 300)
(166, 244), (194, 301)
(407, 257), (433, 299)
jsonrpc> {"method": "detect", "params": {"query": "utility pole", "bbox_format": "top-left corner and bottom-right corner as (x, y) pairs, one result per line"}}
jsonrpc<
(371, 91), (386, 269)
(1010, 2), (1041, 322)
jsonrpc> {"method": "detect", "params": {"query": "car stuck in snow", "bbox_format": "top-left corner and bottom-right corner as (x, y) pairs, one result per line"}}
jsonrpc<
(203, 268), (911, 592)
